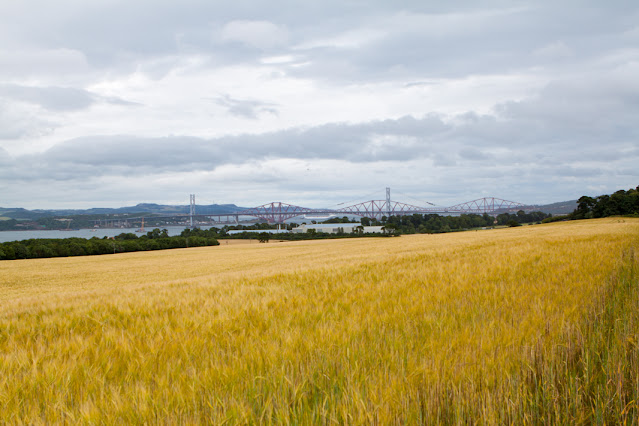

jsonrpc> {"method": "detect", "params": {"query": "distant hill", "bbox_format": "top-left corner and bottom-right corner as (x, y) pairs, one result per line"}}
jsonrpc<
(0, 203), (247, 220)
(0, 208), (49, 221)
(521, 200), (578, 216)
(0, 199), (579, 221)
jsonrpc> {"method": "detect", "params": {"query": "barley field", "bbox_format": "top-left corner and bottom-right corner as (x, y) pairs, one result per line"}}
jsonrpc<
(1, 218), (638, 423)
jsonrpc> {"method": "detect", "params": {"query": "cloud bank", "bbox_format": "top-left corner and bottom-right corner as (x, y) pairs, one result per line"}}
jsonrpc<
(0, 1), (637, 208)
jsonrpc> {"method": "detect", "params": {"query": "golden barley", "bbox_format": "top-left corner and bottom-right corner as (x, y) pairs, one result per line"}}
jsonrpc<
(0, 218), (638, 423)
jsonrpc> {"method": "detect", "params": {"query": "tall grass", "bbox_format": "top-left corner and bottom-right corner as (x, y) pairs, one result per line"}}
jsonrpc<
(0, 218), (637, 423)
(515, 244), (638, 424)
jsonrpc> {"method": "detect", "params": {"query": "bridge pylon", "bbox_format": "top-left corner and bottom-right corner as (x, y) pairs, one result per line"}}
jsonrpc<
(189, 194), (195, 228)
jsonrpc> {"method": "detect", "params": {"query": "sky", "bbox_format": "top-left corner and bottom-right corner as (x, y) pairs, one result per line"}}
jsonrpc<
(0, 0), (637, 209)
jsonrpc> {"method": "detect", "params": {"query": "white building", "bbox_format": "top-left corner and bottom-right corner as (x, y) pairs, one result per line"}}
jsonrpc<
(291, 223), (385, 234)
(227, 229), (290, 235)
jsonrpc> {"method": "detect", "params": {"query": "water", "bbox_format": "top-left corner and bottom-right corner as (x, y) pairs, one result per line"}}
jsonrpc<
(0, 226), (194, 243)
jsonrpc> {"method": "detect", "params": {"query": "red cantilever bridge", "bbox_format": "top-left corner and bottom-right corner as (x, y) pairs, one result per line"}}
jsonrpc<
(229, 196), (526, 223)
(96, 193), (528, 228)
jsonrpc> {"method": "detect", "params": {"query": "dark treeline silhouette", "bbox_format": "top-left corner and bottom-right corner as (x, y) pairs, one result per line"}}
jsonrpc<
(0, 228), (219, 260)
(371, 211), (549, 234)
(571, 186), (639, 219)
(221, 230), (389, 241)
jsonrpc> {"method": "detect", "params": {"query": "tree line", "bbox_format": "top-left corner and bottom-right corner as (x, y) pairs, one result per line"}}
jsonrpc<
(366, 211), (549, 234)
(571, 186), (639, 219)
(220, 230), (389, 241)
(0, 228), (219, 260)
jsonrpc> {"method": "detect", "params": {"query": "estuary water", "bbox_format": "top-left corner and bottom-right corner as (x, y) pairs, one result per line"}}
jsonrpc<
(0, 226), (190, 243)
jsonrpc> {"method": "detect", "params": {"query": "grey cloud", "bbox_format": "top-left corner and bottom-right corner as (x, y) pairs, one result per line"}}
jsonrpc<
(0, 102), (55, 140)
(212, 94), (278, 119)
(1, 1), (638, 207)
(0, 84), (138, 111)
(616, 167), (639, 176)
(404, 81), (439, 88)
(0, 48), (90, 80)
(2, 49), (636, 207)
(101, 96), (141, 107)
(487, 71), (639, 157)
(4, 72), (636, 183)
(0, 115), (446, 181)
(0, 147), (11, 166)
(433, 153), (457, 167)
(220, 20), (289, 50)
(2, 1), (636, 82)
(43, 136), (224, 170)
(533, 41), (574, 59)
(526, 166), (606, 179)
(458, 147), (494, 161)
(0, 85), (93, 111)
(284, 3), (639, 83)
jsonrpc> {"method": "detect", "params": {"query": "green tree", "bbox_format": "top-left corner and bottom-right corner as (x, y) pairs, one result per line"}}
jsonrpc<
(1, 245), (16, 260)
(258, 232), (270, 243)
(383, 223), (398, 235)
(573, 196), (595, 219)
(13, 243), (28, 259)
(146, 228), (168, 239)
(115, 232), (138, 240)
(29, 244), (54, 258)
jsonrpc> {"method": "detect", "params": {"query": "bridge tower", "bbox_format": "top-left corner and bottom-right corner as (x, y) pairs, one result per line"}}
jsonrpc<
(386, 187), (391, 217)
(189, 194), (195, 228)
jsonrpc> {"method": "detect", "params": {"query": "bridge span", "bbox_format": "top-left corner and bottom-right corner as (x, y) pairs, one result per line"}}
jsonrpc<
(92, 191), (527, 228)
(233, 196), (526, 223)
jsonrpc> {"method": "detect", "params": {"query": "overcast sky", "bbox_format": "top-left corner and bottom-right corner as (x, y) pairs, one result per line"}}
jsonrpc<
(0, 0), (637, 209)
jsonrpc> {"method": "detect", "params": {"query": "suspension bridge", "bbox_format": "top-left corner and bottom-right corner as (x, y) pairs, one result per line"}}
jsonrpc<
(95, 189), (527, 228)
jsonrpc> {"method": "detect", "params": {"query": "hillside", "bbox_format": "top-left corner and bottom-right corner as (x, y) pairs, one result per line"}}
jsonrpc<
(0, 203), (247, 220)
(523, 199), (578, 215)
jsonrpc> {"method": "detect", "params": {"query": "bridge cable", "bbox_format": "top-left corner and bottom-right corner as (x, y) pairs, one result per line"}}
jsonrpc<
(392, 189), (439, 207)
(327, 189), (386, 208)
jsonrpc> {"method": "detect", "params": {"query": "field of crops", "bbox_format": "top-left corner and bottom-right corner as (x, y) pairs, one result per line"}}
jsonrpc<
(1, 218), (638, 423)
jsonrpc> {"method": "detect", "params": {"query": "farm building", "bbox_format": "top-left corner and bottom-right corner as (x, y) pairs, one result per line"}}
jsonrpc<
(227, 229), (290, 235)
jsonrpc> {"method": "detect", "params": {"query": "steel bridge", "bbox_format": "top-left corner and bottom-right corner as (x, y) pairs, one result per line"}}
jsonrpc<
(232, 196), (526, 223)
(92, 190), (527, 228)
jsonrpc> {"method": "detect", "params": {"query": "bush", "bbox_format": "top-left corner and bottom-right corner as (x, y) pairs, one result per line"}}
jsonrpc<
(258, 232), (270, 243)
(69, 243), (86, 256)
(542, 215), (569, 224)
(1, 245), (15, 260)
